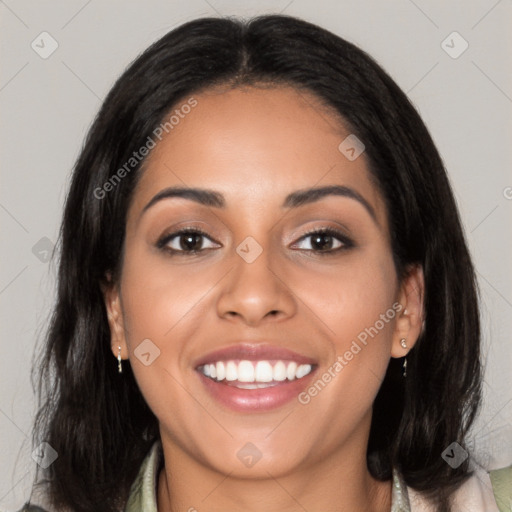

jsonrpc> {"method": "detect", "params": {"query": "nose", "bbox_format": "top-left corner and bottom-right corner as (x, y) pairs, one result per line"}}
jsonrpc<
(216, 240), (297, 327)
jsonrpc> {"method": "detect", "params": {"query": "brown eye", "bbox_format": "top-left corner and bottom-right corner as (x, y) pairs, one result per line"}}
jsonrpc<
(292, 228), (354, 255)
(156, 228), (220, 255)
(177, 232), (204, 251)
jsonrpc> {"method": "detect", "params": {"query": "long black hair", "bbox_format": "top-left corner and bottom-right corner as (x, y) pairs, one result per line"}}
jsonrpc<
(32, 14), (482, 512)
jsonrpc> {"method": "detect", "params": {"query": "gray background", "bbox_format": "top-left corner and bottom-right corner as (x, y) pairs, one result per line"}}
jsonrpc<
(1, 0), (511, 509)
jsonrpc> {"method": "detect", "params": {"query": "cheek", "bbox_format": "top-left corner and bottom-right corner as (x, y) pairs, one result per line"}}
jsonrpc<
(119, 246), (217, 347)
(294, 250), (398, 404)
(291, 249), (397, 346)
(116, 245), (225, 406)
(336, 257), (397, 345)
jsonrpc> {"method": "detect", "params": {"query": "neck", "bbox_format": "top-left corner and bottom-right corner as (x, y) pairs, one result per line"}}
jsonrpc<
(156, 428), (391, 512)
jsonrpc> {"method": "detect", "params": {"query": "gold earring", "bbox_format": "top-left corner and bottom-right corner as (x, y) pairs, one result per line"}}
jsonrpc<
(117, 345), (123, 374)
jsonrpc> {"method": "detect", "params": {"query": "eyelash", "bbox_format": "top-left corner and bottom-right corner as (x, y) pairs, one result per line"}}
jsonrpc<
(156, 226), (354, 257)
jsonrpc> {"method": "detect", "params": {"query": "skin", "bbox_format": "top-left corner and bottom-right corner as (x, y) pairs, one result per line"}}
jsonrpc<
(104, 85), (424, 512)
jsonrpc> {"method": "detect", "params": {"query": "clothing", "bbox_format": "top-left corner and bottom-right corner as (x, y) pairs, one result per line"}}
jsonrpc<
(17, 440), (510, 511)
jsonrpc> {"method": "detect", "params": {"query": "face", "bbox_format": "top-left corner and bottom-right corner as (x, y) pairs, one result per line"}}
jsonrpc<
(104, 85), (424, 478)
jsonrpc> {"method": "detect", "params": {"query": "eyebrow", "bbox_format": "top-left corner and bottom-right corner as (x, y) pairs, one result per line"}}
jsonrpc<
(141, 185), (378, 223)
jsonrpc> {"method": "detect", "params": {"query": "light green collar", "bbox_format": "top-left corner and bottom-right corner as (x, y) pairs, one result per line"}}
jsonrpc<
(124, 441), (163, 512)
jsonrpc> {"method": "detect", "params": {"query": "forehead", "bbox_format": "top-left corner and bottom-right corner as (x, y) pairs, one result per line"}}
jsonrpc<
(128, 85), (388, 229)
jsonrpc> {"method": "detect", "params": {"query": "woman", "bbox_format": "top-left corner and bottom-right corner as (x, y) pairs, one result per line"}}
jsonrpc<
(21, 14), (510, 512)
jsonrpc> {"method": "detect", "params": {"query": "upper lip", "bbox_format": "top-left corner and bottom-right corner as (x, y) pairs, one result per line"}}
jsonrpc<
(193, 342), (317, 368)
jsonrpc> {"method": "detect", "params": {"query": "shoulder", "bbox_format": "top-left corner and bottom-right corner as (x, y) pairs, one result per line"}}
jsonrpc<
(407, 463), (512, 512)
(124, 439), (163, 512)
(11, 442), (163, 512)
(489, 464), (512, 511)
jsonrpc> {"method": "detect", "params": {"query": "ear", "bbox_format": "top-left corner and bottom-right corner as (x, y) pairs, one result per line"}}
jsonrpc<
(101, 272), (128, 361)
(391, 264), (425, 358)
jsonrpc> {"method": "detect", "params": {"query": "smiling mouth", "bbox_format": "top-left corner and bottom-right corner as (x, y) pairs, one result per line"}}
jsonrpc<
(198, 359), (314, 389)
(194, 343), (318, 412)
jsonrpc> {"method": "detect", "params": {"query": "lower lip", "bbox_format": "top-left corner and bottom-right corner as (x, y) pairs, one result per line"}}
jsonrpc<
(197, 370), (316, 412)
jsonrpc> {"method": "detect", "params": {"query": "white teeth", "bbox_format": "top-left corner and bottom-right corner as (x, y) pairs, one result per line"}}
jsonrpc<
(255, 361), (273, 382)
(200, 360), (313, 383)
(296, 364), (311, 379)
(235, 382), (281, 389)
(273, 361), (287, 381)
(238, 360), (255, 382)
(286, 361), (297, 380)
(225, 361), (238, 381)
(216, 361), (225, 381)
